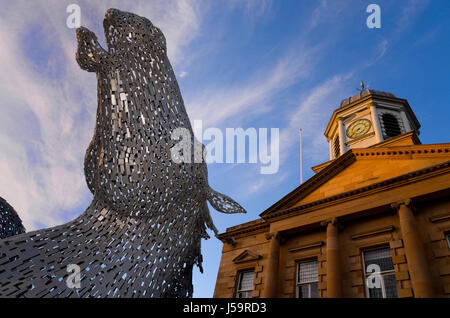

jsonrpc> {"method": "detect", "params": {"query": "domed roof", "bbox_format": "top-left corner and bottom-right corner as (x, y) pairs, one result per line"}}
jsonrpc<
(340, 89), (396, 108)
(0, 196), (25, 239)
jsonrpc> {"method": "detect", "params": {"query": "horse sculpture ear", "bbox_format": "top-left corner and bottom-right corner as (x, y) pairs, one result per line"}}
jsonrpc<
(207, 187), (247, 214)
(76, 27), (108, 72)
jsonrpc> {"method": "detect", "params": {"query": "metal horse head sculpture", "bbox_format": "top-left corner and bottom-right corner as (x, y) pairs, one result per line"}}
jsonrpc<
(0, 8), (245, 298)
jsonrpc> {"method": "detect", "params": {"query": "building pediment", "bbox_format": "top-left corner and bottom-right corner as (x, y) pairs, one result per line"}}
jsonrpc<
(260, 142), (450, 218)
(232, 249), (262, 264)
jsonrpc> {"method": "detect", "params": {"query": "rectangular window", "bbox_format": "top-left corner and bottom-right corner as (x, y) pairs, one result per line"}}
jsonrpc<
(363, 246), (398, 298)
(236, 270), (255, 298)
(296, 259), (319, 298)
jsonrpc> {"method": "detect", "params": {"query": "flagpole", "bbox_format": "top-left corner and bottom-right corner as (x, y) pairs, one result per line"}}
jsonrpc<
(300, 128), (303, 185)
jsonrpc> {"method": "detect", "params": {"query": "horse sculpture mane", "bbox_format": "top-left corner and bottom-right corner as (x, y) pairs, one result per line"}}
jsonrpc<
(0, 8), (245, 298)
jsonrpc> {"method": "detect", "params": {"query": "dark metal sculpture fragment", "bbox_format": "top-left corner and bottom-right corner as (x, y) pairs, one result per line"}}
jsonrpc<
(0, 8), (245, 297)
(0, 197), (25, 239)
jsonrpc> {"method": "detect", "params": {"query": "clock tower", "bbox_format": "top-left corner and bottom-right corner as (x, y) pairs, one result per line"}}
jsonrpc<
(324, 88), (421, 159)
(214, 86), (450, 299)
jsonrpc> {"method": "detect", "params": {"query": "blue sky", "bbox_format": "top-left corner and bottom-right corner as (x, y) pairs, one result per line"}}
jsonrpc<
(0, 0), (449, 297)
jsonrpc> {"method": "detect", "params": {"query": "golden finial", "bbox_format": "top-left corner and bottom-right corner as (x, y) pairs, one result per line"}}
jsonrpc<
(356, 81), (369, 92)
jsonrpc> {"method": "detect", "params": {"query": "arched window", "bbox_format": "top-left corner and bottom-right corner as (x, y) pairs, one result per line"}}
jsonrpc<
(381, 113), (402, 139)
(333, 135), (340, 158)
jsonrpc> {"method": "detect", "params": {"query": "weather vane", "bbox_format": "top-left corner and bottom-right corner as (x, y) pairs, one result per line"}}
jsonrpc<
(356, 81), (369, 92)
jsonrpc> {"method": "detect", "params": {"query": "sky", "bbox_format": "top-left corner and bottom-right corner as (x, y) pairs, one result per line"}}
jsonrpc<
(0, 0), (449, 297)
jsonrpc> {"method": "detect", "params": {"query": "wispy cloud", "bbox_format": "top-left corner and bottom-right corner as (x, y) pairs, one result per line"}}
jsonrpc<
(0, 0), (206, 230)
(396, 0), (430, 33)
(412, 25), (441, 48)
(281, 74), (354, 161)
(245, 170), (289, 197)
(185, 0), (359, 196)
(187, 44), (318, 127)
(0, 0), (432, 232)
(229, 0), (274, 21)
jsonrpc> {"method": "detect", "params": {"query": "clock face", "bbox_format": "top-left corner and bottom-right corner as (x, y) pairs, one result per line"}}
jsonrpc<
(346, 119), (371, 139)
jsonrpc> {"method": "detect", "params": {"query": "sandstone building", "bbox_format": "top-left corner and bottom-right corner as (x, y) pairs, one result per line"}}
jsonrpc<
(213, 89), (450, 298)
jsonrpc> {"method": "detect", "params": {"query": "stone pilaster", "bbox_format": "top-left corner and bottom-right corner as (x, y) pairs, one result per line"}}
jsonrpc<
(262, 232), (280, 298)
(392, 199), (435, 297)
(322, 218), (343, 297)
(370, 104), (383, 142)
(338, 118), (347, 156)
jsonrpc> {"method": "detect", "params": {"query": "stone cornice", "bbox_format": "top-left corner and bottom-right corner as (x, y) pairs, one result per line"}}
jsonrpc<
(217, 159), (450, 239)
(216, 221), (269, 242)
(368, 131), (421, 148)
(263, 143), (450, 218)
(288, 241), (324, 253)
(313, 137), (446, 173)
(355, 143), (450, 159)
(260, 150), (357, 218)
(351, 226), (395, 240)
(263, 159), (450, 221)
(429, 214), (450, 223)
